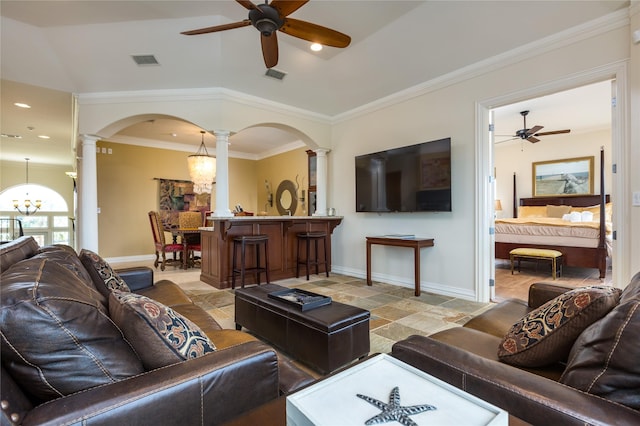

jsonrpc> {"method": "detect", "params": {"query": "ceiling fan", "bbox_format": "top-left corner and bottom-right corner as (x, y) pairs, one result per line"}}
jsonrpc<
(181, 0), (351, 69)
(496, 110), (571, 144)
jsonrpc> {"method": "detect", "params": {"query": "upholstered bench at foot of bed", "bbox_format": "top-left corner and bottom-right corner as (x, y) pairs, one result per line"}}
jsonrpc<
(510, 248), (563, 280)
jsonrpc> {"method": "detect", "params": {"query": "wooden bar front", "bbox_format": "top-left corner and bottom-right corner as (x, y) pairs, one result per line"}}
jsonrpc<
(200, 216), (343, 289)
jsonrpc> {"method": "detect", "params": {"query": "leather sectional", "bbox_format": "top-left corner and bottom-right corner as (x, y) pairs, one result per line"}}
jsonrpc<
(0, 236), (313, 425)
(392, 273), (640, 425)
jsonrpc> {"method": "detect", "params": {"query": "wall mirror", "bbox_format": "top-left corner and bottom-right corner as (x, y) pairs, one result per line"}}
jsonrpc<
(276, 180), (298, 215)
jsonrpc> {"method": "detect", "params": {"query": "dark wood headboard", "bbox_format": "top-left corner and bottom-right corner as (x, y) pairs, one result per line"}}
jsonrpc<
(520, 194), (610, 207)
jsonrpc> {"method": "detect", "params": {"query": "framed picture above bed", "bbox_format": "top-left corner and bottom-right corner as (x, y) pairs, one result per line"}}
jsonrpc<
(532, 156), (594, 197)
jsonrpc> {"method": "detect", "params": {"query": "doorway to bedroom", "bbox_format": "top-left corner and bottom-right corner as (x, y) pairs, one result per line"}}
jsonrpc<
(490, 79), (614, 301)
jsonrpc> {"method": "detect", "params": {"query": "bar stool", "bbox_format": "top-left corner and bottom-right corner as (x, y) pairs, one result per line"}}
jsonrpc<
(232, 235), (270, 289)
(296, 231), (329, 280)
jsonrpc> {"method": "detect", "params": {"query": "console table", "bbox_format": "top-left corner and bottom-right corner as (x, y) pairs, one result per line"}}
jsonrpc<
(366, 236), (435, 296)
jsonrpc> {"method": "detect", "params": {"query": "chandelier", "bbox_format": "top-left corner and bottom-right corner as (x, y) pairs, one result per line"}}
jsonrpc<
(13, 158), (41, 216)
(187, 131), (216, 194)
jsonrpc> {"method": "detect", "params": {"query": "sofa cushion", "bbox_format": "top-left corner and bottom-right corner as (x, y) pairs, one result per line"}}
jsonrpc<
(79, 249), (131, 298)
(0, 258), (144, 403)
(560, 276), (640, 410)
(109, 291), (216, 370)
(498, 286), (621, 367)
(463, 298), (531, 338)
(32, 245), (105, 300)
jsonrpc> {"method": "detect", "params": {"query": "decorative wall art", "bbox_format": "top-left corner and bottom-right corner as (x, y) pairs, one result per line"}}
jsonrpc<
(532, 156), (594, 197)
(155, 178), (210, 228)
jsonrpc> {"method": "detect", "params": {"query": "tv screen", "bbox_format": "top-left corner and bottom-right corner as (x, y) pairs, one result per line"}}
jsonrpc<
(355, 137), (451, 212)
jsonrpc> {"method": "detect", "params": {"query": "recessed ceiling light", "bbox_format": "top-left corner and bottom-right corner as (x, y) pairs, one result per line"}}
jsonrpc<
(1, 133), (22, 138)
(310, 43), (323, 52)
(38, 135), (51, 139)
(14, 102), (31, 108)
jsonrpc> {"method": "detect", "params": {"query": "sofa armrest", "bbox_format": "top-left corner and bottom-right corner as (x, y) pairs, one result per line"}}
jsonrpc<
(391, 335), (640, 426)
(21, 341), (280, 426)
(528, 282), (574, 308)
(116, 266), (154, 291)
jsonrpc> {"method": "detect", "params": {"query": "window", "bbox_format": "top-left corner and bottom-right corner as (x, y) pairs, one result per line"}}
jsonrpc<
(0, 184), (72, 246)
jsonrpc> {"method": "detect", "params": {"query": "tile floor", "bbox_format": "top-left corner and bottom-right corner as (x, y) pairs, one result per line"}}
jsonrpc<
(114, 262), (493, 357)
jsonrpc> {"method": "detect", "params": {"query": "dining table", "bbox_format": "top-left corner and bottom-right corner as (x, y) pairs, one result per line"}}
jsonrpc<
(170, 228), (202, 269)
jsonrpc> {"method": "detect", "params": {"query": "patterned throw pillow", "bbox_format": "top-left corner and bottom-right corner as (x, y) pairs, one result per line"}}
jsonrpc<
(109, 291), (216, 370)
(498, 286), (621, 367)
(79, 249), (131, 299)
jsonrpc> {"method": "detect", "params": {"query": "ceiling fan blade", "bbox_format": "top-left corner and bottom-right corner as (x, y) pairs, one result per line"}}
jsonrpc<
(280, 17), (351, 48)
(526, 136), (541, 143)
(526, 125), (544, 136)
(270, 0), (308, 17)
(534, 129), (571, 136)
(236, 0), (257, 10)
(261, 33), (279, 68)
(181, 20), (251, 35)
(495, 137), (518, 144)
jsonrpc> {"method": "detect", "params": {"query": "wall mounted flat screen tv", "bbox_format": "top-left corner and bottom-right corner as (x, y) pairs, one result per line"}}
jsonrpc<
(355, 137), (451, 212)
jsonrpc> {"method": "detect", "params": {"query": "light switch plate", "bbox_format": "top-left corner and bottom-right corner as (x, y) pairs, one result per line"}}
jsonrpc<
(633, 191), (640, 207)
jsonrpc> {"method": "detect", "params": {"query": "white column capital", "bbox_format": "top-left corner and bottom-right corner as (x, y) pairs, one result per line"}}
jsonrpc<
(80, 134), (100, 143)
(213, 130), (231, 138)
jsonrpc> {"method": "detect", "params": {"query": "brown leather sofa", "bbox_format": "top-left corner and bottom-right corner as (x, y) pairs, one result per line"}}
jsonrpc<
(1, 236), (313, 426)
(392, 273), (640, 425)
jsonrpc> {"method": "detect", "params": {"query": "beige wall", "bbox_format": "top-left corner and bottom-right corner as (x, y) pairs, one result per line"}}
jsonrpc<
(95, 142), (310, 258)
(257, 148), (309, 216)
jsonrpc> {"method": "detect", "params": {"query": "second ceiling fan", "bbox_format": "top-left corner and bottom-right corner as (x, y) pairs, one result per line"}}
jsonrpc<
(181, 0), (351, 69)
(497, 110), (571, 143)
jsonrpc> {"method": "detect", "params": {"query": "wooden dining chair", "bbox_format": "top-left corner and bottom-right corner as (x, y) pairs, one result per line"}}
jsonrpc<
(148, 211), (183, 271)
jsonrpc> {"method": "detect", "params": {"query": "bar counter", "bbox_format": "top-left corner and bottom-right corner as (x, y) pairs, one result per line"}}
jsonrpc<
(200, 216), (343, 289)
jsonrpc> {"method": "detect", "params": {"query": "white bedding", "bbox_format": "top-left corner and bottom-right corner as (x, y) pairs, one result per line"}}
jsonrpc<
(495, 217), (612, 256)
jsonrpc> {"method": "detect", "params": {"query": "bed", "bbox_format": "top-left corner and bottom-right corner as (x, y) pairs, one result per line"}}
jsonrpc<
(494, 149), (611, 279)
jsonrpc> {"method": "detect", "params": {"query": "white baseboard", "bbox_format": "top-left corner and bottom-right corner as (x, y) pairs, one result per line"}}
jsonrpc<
(106, 254), (156, 265)
(331, 265), (477, 301)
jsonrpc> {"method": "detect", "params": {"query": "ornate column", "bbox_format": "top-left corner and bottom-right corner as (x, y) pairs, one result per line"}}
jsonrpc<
(211, 130), (233, 217)
(313, 148), (330, 216)
(78, 134), (99, 251)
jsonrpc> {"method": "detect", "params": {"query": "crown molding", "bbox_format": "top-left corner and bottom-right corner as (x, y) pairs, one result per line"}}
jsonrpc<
(77, 86), (332, 125)
(333, 8), (630, 123)
(100, 133), (306, 161)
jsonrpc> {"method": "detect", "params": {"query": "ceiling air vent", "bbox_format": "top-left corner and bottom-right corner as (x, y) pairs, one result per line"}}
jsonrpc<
(265, 68), (286, 80)
(131, 55), (159, 66)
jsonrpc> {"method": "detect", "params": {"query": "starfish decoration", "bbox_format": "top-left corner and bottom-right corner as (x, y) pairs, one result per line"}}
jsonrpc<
(356, 386), (437, 426)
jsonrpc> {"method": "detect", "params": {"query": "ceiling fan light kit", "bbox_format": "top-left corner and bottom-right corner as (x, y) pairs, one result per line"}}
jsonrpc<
(181, 0), (351, 68)
(250, 4), (283, 36)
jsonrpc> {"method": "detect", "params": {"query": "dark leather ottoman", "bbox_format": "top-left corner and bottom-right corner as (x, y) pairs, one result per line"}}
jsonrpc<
(234, 284), (370, 374)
